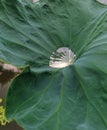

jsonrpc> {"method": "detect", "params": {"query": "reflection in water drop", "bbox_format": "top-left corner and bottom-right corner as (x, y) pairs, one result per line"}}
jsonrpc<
(96, 0), (107, 5)
(49, 47), (76, 68)
(32, 0), (39, 3)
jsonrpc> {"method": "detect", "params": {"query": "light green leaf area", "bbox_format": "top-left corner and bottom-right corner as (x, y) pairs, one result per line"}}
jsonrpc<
(0, 0), (107, 130)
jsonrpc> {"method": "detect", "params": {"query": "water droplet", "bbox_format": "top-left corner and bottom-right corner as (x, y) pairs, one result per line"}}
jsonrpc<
(49, 47), (76, 68)
(96, 0), (107, 5)
(32, 0), (39, 3)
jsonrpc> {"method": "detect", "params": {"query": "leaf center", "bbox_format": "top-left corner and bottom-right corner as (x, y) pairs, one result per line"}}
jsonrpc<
(49, 47), (76, 68)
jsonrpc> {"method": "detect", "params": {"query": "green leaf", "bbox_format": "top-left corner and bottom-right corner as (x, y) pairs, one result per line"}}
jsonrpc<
(0, 0), (107, 130)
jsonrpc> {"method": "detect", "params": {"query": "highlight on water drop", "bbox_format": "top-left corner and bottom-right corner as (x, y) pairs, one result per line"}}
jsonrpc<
(49, 47), (76, 68)
(32, 0), (39, 3)
(96, 0), (107, 5)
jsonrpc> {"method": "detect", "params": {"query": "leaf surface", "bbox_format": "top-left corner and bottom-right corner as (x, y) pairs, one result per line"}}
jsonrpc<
(0, 0), (107, 130)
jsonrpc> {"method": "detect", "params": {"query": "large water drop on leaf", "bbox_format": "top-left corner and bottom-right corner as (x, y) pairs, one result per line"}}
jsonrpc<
(96, 0), (107, 5)
(31, 0), (39, 3)
(49, 47), (76, 68)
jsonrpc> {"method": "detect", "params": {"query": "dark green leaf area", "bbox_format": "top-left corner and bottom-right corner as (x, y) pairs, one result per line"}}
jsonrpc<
(5, 67), (80, 130)
(6, 66), (107, 130)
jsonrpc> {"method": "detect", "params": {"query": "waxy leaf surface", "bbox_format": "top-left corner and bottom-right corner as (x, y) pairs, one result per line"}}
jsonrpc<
(0, 0), (107, 130)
